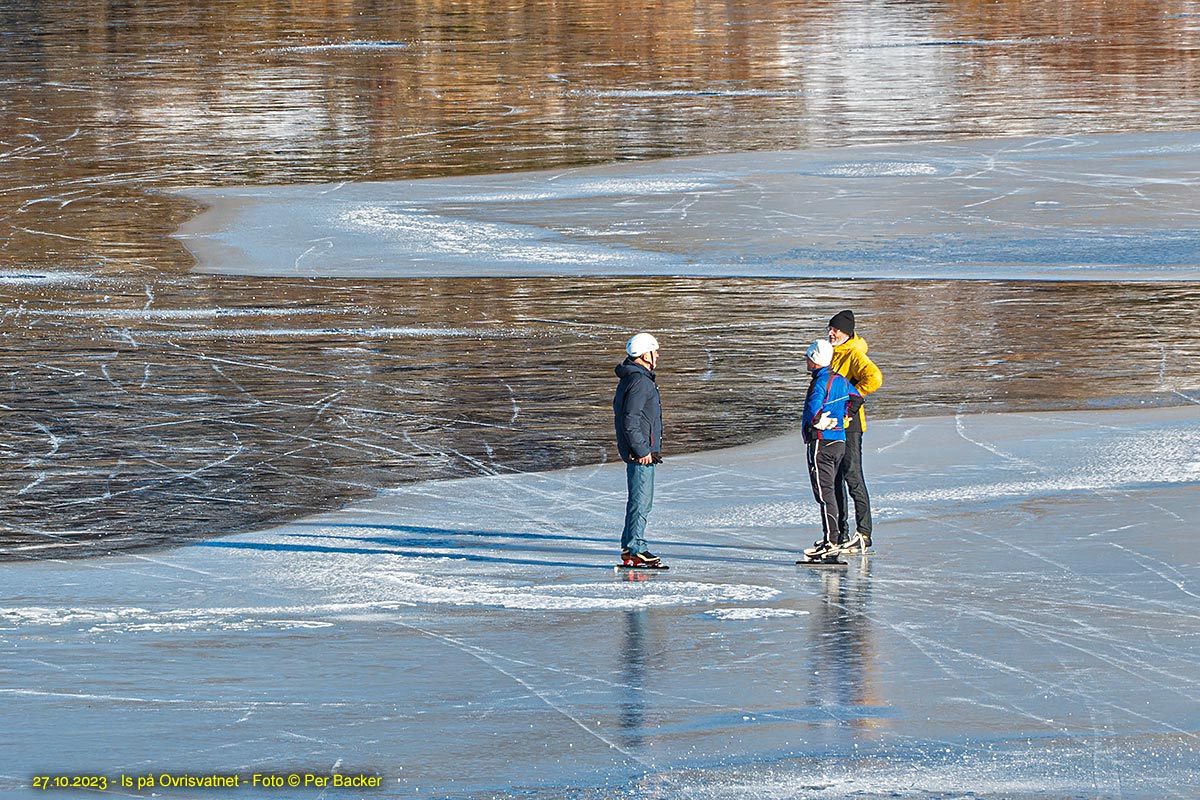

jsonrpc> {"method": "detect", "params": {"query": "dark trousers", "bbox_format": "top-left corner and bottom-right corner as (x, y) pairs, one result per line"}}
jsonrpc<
(835, 427), (872, 540)
(807, 439), (845, 544)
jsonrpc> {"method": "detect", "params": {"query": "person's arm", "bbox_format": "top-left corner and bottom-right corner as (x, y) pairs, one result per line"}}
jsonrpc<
(846, 384), (864, 416)
(852, 352), (883, 396)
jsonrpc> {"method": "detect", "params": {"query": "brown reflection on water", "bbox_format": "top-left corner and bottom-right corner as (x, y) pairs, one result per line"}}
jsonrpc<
(2, 277), (1197, 558)
(5, 1), (1200, 279)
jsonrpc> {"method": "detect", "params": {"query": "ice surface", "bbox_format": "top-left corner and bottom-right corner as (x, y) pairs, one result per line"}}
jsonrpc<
(175, 131), (1200, 281)
(3, 407), (1197, 798)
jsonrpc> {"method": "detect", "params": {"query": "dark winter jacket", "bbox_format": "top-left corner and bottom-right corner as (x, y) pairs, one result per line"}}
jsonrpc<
(802, 366), (859, 444)
(613, 358), (663, 463)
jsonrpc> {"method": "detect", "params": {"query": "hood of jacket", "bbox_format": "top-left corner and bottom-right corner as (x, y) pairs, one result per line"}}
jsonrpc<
(615, 358), (656, 381)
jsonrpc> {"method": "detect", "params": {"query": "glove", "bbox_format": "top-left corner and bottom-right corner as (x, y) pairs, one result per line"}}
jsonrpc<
(846, 395), (864, 416)
(813, 411), (839, 431)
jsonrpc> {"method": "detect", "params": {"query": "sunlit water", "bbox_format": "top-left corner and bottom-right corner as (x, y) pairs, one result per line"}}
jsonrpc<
(3, 0), (1200, 556)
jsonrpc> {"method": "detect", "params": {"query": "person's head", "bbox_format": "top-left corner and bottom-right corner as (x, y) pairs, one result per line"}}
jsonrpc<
(805, 339), (833, 370)
(626, 332), (660, 369)
(828, 309), (855, 346)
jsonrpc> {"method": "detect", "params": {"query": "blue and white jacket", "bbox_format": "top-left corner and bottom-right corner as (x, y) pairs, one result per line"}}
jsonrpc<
(802, 365), (859, 444)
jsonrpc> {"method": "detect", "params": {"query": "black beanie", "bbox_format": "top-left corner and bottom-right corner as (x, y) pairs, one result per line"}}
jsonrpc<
(828, 309), (855, 336)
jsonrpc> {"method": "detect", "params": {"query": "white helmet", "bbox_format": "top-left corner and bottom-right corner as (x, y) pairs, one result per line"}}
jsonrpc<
(626, 332), (660, 358)
(806, 339), (833, 367)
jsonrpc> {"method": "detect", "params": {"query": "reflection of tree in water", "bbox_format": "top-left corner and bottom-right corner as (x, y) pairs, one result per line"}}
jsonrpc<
(618, 608), (649, 750)
(807, 559), (884, 736)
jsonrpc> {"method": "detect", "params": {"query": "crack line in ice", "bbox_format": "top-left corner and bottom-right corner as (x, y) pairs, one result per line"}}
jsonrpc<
(926, 516), (1180, 616)
(875, 424), (920, 453)
(0, 269), (93, 285)
(1105, 542), (1200, 602)
(910, 515), (1200, 736)
(0, 687), (356, 709)
(27, 307), (327, 320)
(965, 604), (1197, 701)
(294, 237), (333, 271)
(131, 326), (498, 340)
(268, 40), (408, 53)
(920, 619), (1200, 741)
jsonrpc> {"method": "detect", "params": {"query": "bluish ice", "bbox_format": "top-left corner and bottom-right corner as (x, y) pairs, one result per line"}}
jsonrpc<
(3, 406), (1197, 798)
(176, 132), (1200, 282)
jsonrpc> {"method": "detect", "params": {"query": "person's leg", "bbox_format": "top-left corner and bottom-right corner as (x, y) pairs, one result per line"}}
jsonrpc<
(842, 428), (873, 541)
(833, 456), (850, 544)
(808, 440), (844, 544)
(621, 462), (655, 554)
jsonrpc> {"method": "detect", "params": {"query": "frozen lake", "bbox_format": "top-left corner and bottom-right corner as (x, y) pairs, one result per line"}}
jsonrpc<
(4, 407), (1198, 798)
(3, 1), (1200, 798)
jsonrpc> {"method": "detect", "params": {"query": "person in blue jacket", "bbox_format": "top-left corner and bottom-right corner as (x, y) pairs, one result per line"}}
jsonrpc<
(613, 332), (667, 569)
(800, 339), (860, 561)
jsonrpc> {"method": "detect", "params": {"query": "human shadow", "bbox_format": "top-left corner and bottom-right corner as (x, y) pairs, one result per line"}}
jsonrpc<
(194, 538), (609, 570)
(292, 521), (611, 546)
(284, 522), (790, 569)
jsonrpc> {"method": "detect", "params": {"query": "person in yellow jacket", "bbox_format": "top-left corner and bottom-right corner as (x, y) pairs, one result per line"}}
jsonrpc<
(827, 310), (883, 553)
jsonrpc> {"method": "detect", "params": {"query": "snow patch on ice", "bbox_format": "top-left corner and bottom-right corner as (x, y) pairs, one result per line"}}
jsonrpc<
(0, 606), (150, 627)
(1, 603), (402, 632)
(688, 425), (1200, 526)
(706, 607), (810, 620)
(336, 205), (651, 266)
(352, 569), (780, 611)
(114, 618), (335, 633)
(448, 177), (714, 203)
(820, 161), (944, 178)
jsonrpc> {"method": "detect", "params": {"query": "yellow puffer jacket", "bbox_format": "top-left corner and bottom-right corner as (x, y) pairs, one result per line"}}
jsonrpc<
(831, 335), (883, 431)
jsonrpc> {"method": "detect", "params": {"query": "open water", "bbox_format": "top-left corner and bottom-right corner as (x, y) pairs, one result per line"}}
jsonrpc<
(3, 0), (1200, 556)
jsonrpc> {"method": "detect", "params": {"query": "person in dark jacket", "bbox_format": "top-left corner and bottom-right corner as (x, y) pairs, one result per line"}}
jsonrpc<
(613, 332), (667, 569)
(800, 339), (860, 562)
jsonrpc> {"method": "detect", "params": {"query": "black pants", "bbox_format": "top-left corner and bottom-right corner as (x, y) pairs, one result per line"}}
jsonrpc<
(835, 427), (872, 540)
(807, 438), (845, 544)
